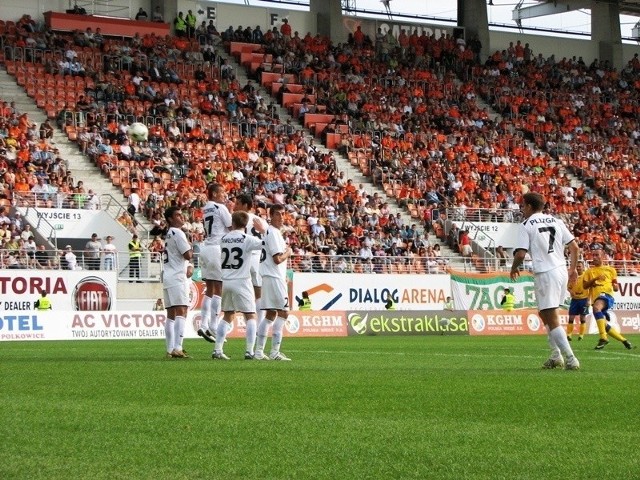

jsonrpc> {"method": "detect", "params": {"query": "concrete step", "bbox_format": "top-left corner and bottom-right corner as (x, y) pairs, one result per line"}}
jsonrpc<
(220, 46), (471, 268)
(0, 65), (140, 229)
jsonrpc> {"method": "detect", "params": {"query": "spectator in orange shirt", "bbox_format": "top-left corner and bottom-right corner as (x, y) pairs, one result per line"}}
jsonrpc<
(280, 18), (292, 40)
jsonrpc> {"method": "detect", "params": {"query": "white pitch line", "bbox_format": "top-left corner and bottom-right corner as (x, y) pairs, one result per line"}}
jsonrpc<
(286, 349), (636, 361)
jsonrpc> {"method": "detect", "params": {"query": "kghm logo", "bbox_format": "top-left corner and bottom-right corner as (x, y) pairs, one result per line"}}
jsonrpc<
(471, 314), (485, 332)
(286, 314), (300, 334)
(348, 313), (368, 335)
(527, 314), (541, 331)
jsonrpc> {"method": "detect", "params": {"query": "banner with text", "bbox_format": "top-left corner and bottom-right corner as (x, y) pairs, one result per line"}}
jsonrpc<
(450, 271), (539, 311)
(0, 270), (118, 312)
(0, 310), (348, 341)
(467, 309), (607, 336)
(468, 309), (546, 336)
(346, 310), (468, 336)
(451, 221), (520, 249)
(342, 16), (454, 42)
(452, 271), (640, 311)
(293, 273), (450, 311)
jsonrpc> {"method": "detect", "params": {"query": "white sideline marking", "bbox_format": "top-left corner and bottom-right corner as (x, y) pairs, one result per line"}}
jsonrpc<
(287, 349), (638, 361)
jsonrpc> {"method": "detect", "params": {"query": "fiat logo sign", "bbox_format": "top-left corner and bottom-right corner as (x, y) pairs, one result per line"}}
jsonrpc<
(72, 276), (113, 311)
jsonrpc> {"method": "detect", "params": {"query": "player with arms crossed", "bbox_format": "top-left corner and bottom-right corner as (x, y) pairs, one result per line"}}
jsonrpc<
(233, 193), (269, 358)
(255, 204), (293, 361)
(198, 183), (232, 343)
(583, 248), (634, 350)
(212, 211), (266, 360)
(510, 192), (580, 370)
(566, 261), (589, 341)
(163, 206), (193, 359)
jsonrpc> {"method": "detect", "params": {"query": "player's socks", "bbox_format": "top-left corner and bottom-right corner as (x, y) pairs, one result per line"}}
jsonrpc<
(165, 318), (175, 354)
(579, 321), (586, 338)
(174, 316), (186, 351)
(545, 325), (561, 360)
(209, 295), (221, 332)
(595, 317), (608, 340)
(550, 326), (576, 361)
(255, 318), (271, 355)
(214, 321), (230, 354)
(201, 296), (211, 330)
(270, 316), (286, 355)
(605, 327), (626, 342)
(245, 319), (257, 355)
(565, 322), (574, 339)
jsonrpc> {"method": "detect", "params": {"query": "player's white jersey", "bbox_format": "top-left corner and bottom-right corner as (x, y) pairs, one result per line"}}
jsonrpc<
(260, 225), (287, 278)
(220, 230), (263, 281)
(163, 227), (191, 287)
(515, 212), (574, 273)
(244, 212), (267, 257)
(202, 200), (232, 245)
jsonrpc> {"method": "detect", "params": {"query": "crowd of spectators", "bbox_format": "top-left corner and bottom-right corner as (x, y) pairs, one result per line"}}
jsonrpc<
(2, 13), (640, 273)
(472, 44), (640, 266)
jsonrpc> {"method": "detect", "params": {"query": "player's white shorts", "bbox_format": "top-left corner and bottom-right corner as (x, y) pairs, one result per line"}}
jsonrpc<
(164, 283), (189, 308)
(534, 267), (568, 311)
(221, 278), (256, 313)
(250, 253), (262, 288)
(200, 243), (222, 282)
(261, 276), (289, 311)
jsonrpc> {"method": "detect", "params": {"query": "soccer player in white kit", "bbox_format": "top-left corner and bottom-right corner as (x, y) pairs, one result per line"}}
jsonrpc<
(510, 192), (580, 370)
(213, 211), (266, 360)
(163, 206), (193, 359)
(233, 193), (268, 357)
(255, 204), (293, 361)
(198, 182), (232, 343)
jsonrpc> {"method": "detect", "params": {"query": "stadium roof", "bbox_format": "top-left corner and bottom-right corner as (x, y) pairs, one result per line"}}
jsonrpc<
(512, 0), (640, 21)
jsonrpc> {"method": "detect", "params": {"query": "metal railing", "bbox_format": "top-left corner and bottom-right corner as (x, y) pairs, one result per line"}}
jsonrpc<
(285, 253), (456, 274)
(0, 248), (162, 282)
(5, 247), (634, 278)
(445, 207), (522, 223)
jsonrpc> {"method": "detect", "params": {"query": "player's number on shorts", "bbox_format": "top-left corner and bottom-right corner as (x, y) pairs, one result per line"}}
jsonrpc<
(221, 247), (243, 269)
(538, 226), (556, 253)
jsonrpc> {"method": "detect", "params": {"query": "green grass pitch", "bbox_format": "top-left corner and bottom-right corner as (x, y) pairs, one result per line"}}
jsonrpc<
(1, 335), (639, 480)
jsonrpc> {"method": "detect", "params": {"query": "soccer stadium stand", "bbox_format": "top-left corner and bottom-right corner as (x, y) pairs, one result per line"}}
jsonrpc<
(1, 6), (639, 277)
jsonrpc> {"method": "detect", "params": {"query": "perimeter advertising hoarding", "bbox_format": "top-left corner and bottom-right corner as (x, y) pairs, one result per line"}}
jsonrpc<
(0, 270), (118, 312)
(293, 273), (450, 311)
(452, 271), (640, 311)
(0, 310), (348, 342)
(468, 309), (546, 336)
(346, 310), (469, 336)
(467, 309), (630, 336)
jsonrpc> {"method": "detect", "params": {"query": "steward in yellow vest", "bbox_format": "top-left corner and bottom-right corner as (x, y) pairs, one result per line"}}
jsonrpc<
(298, 291), (312, 310)
(501, 288), (515, 311)
(35, 290), (52, 310)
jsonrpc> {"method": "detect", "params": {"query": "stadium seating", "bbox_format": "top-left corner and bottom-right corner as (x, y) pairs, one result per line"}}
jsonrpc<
(2, 12), (639, 274)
